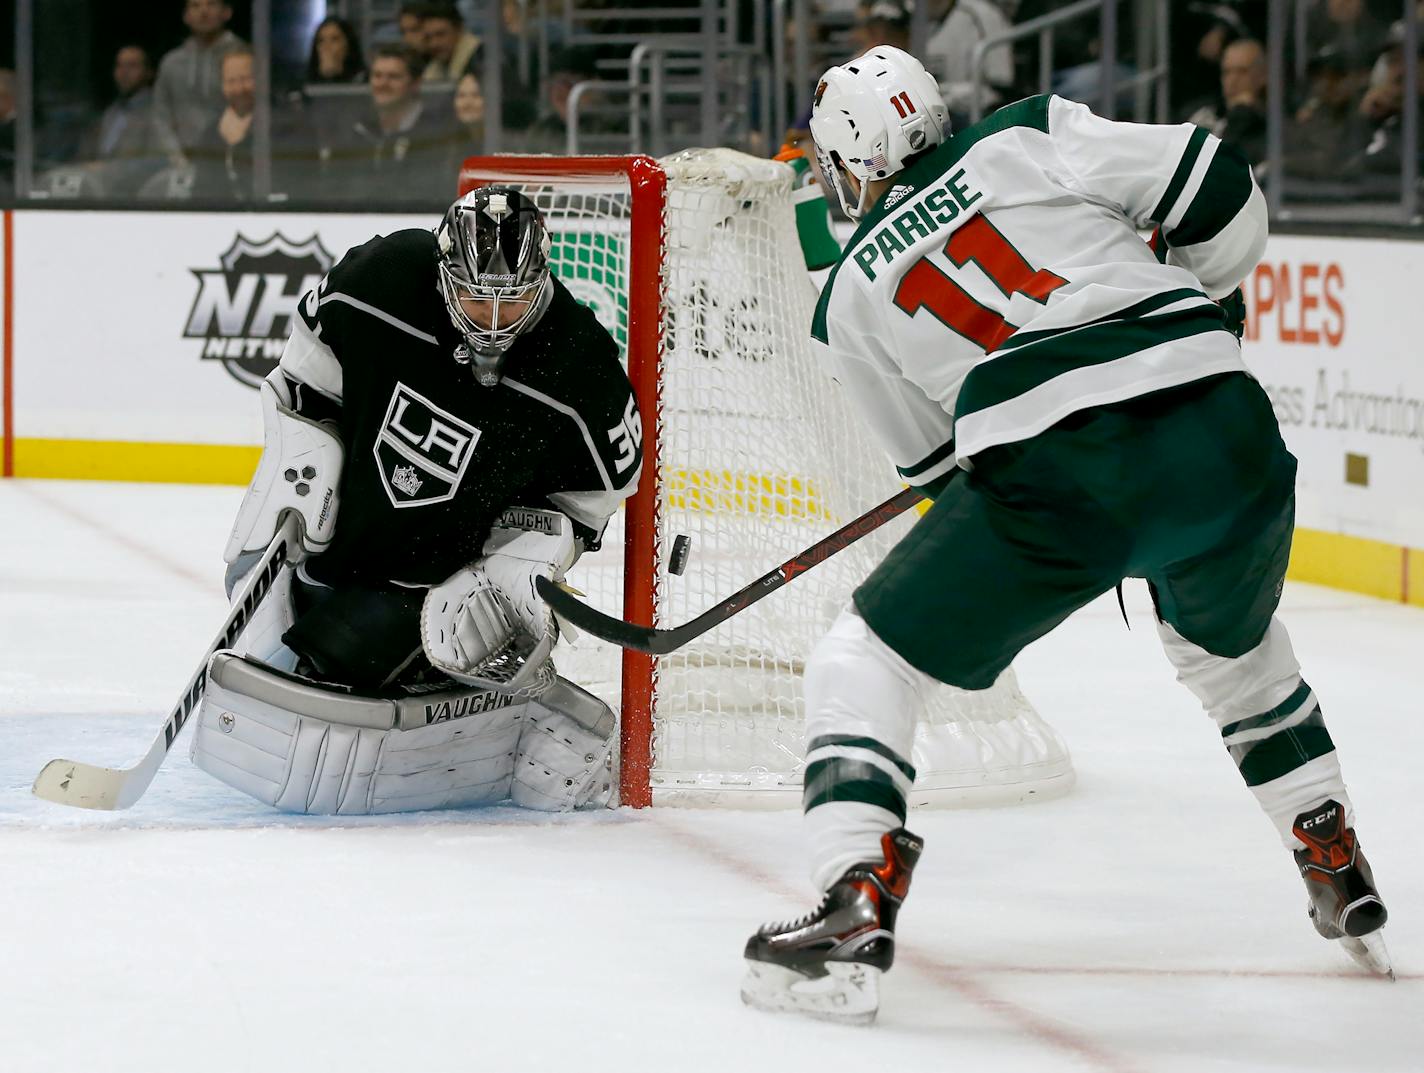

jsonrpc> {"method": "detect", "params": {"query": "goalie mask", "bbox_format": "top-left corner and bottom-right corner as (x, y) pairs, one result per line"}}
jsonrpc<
(436, 187), (554, 386)
(809, 46), (950, 219)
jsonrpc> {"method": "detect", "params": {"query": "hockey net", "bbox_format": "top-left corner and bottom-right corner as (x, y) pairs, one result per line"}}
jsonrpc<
(458, 149), (1073, 808)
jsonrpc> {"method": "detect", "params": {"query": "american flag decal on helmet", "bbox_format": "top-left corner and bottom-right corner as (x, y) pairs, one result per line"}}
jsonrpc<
(864, 152), (888, 171)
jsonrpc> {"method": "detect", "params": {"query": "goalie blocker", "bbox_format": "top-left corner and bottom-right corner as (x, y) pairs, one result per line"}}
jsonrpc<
(191, 652), (618, 814)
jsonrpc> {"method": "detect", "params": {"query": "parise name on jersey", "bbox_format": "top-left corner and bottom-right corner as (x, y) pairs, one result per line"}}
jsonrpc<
(849, 166), (984, 281)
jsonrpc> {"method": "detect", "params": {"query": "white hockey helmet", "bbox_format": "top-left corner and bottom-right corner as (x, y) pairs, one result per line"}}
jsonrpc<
(809, 46), (950, 219)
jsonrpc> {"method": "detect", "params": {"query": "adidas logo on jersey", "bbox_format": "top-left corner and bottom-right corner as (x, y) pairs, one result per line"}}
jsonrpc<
(882, 184), (914, 210)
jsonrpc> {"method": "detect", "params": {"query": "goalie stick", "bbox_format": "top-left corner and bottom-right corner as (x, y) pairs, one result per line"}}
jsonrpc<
(31, 514), (302, 811)
(537, 487), (924, 656)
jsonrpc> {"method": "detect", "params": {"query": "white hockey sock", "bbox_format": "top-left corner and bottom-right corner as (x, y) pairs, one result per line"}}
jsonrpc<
(1157, 616), (1352, 850)
(802, 608), (929, 892)
(1248, 753), (1353, 850)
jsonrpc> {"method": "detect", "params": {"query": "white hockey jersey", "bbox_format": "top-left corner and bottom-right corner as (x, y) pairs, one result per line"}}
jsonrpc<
(811, 94), (1267, 494)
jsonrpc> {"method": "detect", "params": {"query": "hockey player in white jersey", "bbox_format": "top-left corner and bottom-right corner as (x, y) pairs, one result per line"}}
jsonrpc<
(741, 47), (1391, 1024)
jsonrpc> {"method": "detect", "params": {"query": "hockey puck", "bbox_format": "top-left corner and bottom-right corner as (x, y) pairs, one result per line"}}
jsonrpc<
(668, 534), (692, 575)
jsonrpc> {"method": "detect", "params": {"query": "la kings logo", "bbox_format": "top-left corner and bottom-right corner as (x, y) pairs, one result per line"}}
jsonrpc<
(185, 233), (335, 387)
(375, 383), (480, 507)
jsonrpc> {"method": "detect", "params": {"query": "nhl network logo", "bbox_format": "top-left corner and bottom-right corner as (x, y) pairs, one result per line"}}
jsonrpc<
(185, 233), (335, 388)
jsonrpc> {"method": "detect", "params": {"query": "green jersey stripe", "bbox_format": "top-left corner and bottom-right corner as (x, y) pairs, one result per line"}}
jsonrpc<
(1219, 680), (1314, 739)
(1150, 126), (1208, 224)
(811, 267), (839, 344)
(1166, 141), (1255, 247)
(896, 437), (958, 482)
(993, 287), (1210, 355)
(956, 305), (1226, 419)
(806, 734), (918, 781)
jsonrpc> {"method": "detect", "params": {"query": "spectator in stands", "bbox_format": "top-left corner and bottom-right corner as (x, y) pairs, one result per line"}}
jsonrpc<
(327, 44), (455, 204)
(849, 0), (911, 56)
(1184, 37), (1269, 167)
(1306, 0), (1388, 87)
(925, 0), (1014, 121)
(1173, 3), (1253, 110)
(452, 71), (485, 154)
(1284, 44), (1371, 184)
(521, 47), (602, 154)
(422, 4), (482, 83)
(1351, 24), (1424, 181)
(152, 0), (247, 165)
(399, 2), (430, 65)
(70, 46), (163, 196)
(307, 17), (367, 85)
(189, 46), (256, 200)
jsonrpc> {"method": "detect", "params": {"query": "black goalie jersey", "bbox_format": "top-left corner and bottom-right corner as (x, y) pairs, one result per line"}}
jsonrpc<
(277, 228), (643, 587)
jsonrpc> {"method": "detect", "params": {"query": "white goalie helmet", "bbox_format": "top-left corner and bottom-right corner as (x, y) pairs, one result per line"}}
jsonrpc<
(809, 46), (950, 219)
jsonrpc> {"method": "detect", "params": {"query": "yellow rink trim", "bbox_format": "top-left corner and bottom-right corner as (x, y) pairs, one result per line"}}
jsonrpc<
(10, 437), (1423, 606)
(1287, 527), (1422, 607)
(12, 438), (262, 485)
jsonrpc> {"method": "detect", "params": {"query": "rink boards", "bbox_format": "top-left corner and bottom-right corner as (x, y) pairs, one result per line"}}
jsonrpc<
(1, 209), (1421, 603)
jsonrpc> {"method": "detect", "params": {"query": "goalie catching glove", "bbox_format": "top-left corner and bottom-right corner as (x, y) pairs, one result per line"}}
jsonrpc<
(421, 508), (577, 694)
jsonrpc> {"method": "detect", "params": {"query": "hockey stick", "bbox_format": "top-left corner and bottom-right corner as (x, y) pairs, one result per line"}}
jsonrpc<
(536, 486), (924, 656)
(31, 514), (302, 811)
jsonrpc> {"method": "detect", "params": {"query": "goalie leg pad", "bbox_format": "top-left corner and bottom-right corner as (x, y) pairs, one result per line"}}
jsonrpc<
(230, 564), (300, 672)
(191, 652), (530, 814)
(511, 678), (618, 811)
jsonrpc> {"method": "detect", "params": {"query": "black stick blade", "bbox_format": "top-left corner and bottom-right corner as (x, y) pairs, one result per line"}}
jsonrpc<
(535, 487), (925, 658)
(538, 576), (680, 655)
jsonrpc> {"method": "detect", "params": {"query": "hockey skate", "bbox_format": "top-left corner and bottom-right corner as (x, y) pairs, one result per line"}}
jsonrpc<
(1292, 800), (1393, 979)
(741, 828), (923, 1025)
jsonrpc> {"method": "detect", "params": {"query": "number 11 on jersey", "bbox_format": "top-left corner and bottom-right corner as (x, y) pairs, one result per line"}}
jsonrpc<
(893, 214), (1068, 352)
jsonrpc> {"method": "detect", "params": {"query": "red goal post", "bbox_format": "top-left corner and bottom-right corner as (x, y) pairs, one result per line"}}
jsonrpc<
(459, 155), (666, 806)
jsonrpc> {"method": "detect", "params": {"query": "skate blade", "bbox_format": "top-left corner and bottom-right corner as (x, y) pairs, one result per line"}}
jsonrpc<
(1339, 930), (1394, 980)
(740, 960), (880, 1025)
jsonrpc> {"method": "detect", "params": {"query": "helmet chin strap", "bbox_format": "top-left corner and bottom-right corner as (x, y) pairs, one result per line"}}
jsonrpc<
(818, 146), (878, 220)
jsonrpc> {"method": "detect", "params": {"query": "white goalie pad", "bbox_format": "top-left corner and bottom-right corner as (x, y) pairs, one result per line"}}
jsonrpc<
(191, 652), (617, 814)
(224, 373), (343, 564)
(512, 678), (619, 810)
(192, 652), (528, 814)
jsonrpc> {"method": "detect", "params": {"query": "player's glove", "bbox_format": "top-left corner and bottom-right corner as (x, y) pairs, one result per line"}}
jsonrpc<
(420, 508), (577, 695)
(1218, 287), (1247, 340)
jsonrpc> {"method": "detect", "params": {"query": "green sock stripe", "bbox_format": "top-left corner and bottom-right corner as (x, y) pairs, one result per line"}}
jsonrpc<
(1219, 680), (1314, 739)
(805, 735), (917, 781)
(803, 758), (908, 822)
(1233, 710), (1336, 786)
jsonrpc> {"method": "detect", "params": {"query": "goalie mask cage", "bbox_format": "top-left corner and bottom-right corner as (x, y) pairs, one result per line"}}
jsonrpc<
(458, 150), (1073, 809)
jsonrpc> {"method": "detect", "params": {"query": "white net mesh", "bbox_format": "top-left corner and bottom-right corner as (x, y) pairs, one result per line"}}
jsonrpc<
(467, 149), (1073, 807)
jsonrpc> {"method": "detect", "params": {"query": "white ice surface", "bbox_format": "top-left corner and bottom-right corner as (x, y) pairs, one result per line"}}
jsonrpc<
(0, 477), (1420, 1073)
